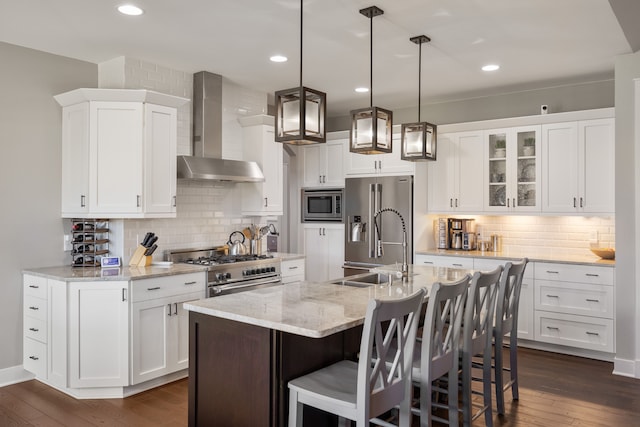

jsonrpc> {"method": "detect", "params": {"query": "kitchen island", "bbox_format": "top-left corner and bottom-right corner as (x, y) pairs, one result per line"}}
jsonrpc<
(184, 264), (473, 427)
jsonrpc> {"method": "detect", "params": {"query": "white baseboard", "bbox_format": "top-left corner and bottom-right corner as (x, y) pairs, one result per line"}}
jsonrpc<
(613, 357), (639, 378)
(0, 365), (34, 387)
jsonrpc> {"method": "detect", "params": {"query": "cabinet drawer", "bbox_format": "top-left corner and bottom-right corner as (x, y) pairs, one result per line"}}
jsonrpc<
(535, 263), (613, 285)
(131, 272), (206, 302)
(414, 254), (474, 269)
(535, 280), (614, 319)
(282, 275), (305, 285)
(24, 275), (47, 299)
(23, 337), (47, 378)
(24, 317), (47, 343)
(534, 311), (613, 353)
(281, 258), (305, 278)
(24, 295), (47, 322)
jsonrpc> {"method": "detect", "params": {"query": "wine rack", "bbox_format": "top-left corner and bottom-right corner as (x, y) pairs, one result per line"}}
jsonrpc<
(70, 219), (109, 267)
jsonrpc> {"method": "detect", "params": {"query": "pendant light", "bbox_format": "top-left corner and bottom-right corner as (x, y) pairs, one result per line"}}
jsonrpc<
(401, 35), (437, 161)
(274, 0), (326, 145)
(349, 6), (392, 155)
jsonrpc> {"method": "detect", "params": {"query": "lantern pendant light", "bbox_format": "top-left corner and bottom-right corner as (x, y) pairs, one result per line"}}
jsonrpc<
(275, 0), (326, 145)
(349, 6), (393, 155)
(401, 35), (437, 161)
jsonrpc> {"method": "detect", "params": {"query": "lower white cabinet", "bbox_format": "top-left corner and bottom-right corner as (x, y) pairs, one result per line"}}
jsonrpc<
(23, 271), (206, 396)
(533, 262), (615, 353)
(303, 224), (344, 282)
(281, 257), (306, 284)
(68, 280), (130, 388)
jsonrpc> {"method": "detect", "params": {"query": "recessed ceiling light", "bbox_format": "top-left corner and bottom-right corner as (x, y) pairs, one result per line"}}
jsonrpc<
(118, 4), (144, 16)
(355, 87), (369, 93)
(270, 55), (288, 63)
(482, 64), (500, 72)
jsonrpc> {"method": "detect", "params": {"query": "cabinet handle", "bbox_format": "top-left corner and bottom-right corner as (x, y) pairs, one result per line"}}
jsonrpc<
(264, 197), (268, 207)
(374, 161), (378, 171)
(513, 198), (516, 207)
(29, 327), (39, 332)
(174, 303), (178, 316)
(585, 331), (600, 336)
(546, 326), (559, 331)
(318, 175), (322, 183)
(147, 286), (161, 291)
(546, 270), (560, 274)
(81, 195), (86, 207)
(507, 198), (510, 207)
(29, 306), (39, 311)
(29, 356), (39, 361)
(573, 197), (577, 208)
(585, 273), (599, 277)
(450, 198), (453, 208)
(422, 261), (434, 265)
(452, 263), (463, 267)
(28, 285), (39, 289)
(167, 304), (172, 317)
(322, 228), (326, 236)
(184, 281), (196, 285)
(173, 196), (177, 207)
(455, 198), (459, 208)
(580, 197), (584, 208)
(288, 266), (298, 270)
(137, 195), (141, 207)
(586, 298), (600, 302)
(546, 294), (559, 298)
(122, 288), (127, 301)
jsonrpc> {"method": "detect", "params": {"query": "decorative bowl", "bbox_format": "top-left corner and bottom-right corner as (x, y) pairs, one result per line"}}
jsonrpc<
(590, 247), (615, 260)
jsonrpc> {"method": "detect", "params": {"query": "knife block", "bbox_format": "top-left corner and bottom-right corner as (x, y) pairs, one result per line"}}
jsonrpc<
(129, 245), (152, 267)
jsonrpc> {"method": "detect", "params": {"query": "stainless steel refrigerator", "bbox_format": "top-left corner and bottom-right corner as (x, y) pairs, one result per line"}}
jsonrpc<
(343, 175), (413, 276)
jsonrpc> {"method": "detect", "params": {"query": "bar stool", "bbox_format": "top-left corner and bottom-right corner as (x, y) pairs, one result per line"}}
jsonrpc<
(493, 258), (528, 415)
(287, 289), (425, 427)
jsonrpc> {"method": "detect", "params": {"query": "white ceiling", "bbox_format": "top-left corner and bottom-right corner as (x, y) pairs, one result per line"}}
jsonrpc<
(0, 0), (633, 118)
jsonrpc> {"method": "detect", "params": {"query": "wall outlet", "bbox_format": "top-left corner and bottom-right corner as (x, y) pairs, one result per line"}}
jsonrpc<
(63, 234), (72, 251)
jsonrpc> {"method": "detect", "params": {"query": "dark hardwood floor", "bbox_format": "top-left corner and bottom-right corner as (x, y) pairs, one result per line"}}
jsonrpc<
(1, 347), (639, 426)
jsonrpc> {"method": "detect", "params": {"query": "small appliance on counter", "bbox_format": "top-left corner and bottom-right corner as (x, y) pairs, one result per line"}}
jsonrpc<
(447, 218), (475, 250)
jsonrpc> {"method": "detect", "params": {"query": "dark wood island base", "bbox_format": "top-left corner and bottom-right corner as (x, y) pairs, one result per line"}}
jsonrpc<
(188, 311), (361, 427)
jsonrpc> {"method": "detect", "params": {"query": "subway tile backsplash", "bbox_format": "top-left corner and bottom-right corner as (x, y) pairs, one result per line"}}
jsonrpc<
(425, 214), (615, 258)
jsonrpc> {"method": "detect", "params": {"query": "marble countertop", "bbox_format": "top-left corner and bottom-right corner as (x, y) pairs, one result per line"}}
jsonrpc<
(23, 263), (208, 281)
(183, 264), (473, 339)
(268, 252), (305, 261)
(416, 248), (615, 267)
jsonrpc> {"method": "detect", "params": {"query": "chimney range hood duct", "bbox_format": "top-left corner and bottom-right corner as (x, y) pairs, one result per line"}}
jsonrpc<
(177, 71), (265, 182)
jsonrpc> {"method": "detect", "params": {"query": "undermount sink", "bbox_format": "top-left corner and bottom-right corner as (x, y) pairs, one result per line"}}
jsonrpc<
(332, 272), (393, 287)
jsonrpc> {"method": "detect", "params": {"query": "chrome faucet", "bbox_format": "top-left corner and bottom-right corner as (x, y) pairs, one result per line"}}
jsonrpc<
(373, 208), (409, 278)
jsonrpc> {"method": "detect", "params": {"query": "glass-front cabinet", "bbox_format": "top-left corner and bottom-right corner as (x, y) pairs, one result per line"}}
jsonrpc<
(485, 126), (541, 212)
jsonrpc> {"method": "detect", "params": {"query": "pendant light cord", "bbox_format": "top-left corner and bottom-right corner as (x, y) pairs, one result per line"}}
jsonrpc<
(369, 14), (373, 108)
(417, 40), (422, 122)
(299, 0), (303, 87)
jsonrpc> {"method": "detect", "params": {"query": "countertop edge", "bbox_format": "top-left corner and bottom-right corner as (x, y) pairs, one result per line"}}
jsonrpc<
(415, 249), (615, 267)
(23, 264), (209, 281)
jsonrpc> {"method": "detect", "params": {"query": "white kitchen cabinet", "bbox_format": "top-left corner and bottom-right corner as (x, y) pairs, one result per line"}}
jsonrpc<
(281, 257), (306, 284)
(130, 273), (205, 385)
(55, 89), (187, 219)
(68, 280), (130, 388)
(533, 262), (615, 353)
(23, 275), (49, 380)
(484, 126), (541, 213)
(240, 115), (283, 216)
(427, 131), (484, 213)
(345, 132), (414, 177)
(302, 140), (346, 188)
(541, 118), (615, 214)
(303, 224), (345, 282)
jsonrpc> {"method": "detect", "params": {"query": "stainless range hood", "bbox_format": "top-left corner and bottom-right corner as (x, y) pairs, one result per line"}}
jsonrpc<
(177, 71), (265, 182)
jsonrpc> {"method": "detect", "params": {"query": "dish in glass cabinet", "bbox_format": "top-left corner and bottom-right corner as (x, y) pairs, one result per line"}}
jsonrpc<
(494, 186), (506, 206)
(519, 164), (535, 182)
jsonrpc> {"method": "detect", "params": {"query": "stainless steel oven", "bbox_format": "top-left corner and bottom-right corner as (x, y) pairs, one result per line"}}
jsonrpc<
(301, 188), (344, 222)
(166, 247), (282, 297)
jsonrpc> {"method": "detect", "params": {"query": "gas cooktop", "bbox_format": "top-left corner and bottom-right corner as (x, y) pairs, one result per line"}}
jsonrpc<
(185, 254), (274, 266)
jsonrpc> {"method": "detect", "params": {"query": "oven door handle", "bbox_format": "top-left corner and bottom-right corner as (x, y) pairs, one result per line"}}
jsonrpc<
(209, 276), (281, 296)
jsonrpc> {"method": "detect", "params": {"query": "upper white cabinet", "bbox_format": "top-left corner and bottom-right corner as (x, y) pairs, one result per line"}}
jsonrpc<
(484, 126), (541, 213)
(427, 131), (484, 213)
(345, 131), (415, 176)
(55, 89), (188, 219)
(240, 115), (283, 216)
(541, 118), (615, 214)
(302, 139), (346, 188)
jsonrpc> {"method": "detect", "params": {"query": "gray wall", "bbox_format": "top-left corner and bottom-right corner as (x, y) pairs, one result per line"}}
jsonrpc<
(327, 78), (614, 131)
(614, 50), (640, 369)
(0, 42), (96, 370)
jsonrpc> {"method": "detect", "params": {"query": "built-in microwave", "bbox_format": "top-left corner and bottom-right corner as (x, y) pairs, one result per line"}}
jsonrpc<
(301, 189), (344, 222)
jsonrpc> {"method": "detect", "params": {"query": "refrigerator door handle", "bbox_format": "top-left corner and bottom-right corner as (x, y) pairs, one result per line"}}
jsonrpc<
(369, 183), (377, 258)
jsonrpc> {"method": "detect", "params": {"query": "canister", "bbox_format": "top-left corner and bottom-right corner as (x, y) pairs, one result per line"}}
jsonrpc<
(491, 235), (502, 252)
